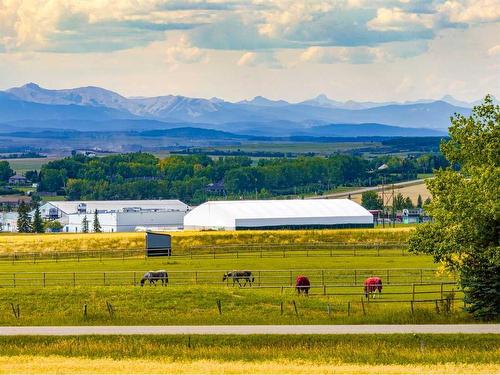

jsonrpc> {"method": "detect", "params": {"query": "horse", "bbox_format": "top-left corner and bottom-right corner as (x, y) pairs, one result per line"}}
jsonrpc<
(222, 271), (254, 287)
(295, 275), (311, 295)
(364, 277), (382, 298)
(140, 270), (168, 286)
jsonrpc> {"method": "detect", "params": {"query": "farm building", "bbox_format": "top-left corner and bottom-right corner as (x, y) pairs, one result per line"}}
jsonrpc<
(35, 200), (190, 233)
(183, 199), (373, 230)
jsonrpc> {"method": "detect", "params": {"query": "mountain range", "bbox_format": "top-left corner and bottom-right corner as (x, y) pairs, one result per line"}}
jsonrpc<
(0, 83), (491, 138)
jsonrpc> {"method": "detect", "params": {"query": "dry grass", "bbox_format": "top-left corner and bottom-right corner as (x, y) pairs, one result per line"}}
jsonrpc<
(350, 182), (431, 205)
(0, 356), (497, 374)
(0, 228), (412, 255)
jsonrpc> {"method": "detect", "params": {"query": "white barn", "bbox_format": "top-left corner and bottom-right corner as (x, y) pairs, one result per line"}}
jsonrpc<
(183, 199), (373, 231)
(36, 200), (190, 233)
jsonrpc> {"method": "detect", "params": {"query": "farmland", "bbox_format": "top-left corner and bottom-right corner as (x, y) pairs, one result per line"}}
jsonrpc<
(0, 227), (465, 326)
(0, 335), (498, 374)
(0, 227), (412, 254)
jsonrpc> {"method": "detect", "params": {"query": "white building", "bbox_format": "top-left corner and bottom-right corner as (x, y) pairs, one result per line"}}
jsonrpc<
(183, 199), (374, 231)
(36, 200), (190, 233)
(0, 212), (19, 232)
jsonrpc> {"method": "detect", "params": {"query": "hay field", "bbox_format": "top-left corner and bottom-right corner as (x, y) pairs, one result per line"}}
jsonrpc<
(0, 227), (412, 255)
(350, 181), (431, 205)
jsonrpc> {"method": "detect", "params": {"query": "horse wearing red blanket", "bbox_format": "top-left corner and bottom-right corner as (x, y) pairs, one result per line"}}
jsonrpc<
(364, 277), (382, 299)
(296, 275), (311, 295)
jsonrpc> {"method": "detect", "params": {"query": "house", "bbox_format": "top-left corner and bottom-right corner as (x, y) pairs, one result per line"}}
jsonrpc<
(8, 175), (28, 185)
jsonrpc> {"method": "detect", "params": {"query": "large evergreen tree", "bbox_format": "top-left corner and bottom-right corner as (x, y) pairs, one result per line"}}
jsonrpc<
(93, 210), (101, 233)
(82, 215), (89, 233)
(409, 95), (499, 320)
(16, 202), (31, 233)
(31, 205), (44, 233)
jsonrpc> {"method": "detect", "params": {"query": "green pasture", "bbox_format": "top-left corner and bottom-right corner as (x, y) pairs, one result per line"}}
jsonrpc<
(0, 252), (439, 276)
(0, 334), (497, 365)
(0, 284), (466, 326)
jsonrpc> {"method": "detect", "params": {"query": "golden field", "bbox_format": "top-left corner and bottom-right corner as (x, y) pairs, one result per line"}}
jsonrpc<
(0, 227), (412, 254)
(0, 356), (497, 375)
(350, 181), (431, 205)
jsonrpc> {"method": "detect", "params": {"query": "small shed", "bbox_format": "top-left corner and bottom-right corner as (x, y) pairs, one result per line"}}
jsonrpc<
(145, 232), (172, 257)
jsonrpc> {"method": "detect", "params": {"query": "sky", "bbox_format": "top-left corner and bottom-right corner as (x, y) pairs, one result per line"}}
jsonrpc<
(0, 0), (499, 102)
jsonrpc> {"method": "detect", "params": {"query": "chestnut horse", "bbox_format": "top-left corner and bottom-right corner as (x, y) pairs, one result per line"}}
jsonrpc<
(364, 277), (382, 298)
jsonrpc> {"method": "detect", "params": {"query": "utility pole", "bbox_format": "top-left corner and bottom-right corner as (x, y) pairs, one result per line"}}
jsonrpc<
(392, 184), (395, 228)
(381, 177), (385, 228)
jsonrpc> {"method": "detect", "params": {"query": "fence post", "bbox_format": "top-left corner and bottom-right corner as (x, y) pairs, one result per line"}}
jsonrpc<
(43, 272), (46, 287)
(387, 269), (390, 285)
(292, 300), (298, 316)
(280, 301), (284, 315)
(354, 270), (357, 285)
(323, 285), (326, 295)
(258, 271), (261, 287)
(195, 271), (198, 285)
(361, 298), (366, 315)
(410, 301), (414, 315)
(321, 270), (325, 286)
(440, 283), (443, 300)
(73, 272), (76, 287)
(420, 269), (423, 284)
(327, 303), (331, 318)
(103, 272), (106, 286)
(412, 283), (415, 301)
(83, 304), (88, 320)
(347, 301), (351, 316)
(289, 271), (293, 286)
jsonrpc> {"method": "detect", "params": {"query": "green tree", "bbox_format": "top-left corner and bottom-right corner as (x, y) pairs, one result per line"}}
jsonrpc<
(408, 95), (499, 320)
(417, 194), (423, 208)
(31, 204), (44, 233)
(361, 191), (383, 210)
(403, 196), (414, 209)
(93, 210), (101, 233)
(392, 193), (406, 211)
(16, 202), (31, 233)
(82, 215), (89, 233)
(0, 161), (14, 182)
(424, 197), (432, 206)
(45, 220), (63, 232)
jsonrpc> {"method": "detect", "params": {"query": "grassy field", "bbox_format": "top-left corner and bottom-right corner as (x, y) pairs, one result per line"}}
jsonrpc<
(0, 227), (412, 254)
(5, 156), (60, 174)
(0, 335), (497, 374)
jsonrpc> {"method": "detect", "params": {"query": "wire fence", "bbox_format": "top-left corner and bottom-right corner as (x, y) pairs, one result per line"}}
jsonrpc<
(0, 242), (409, 264)
(0, 267), (455, 293)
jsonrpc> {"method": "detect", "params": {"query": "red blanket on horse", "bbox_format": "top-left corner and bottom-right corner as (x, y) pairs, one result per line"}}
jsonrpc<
(364, 277), (382, 298)
(296, 275), (311, 295)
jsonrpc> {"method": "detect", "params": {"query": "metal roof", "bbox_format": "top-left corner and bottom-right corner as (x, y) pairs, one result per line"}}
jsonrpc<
(41, 200), (189, 214)
(184, 199), (373, 229)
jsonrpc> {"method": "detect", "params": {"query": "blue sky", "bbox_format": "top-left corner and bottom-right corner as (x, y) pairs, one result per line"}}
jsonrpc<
(0, 0), (498, 101)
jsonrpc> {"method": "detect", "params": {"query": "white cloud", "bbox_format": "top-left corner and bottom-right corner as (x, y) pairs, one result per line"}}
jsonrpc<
(487, 44), (500, 56)
(237, 51), (283, 69)
(165, 36), (208, 66)
(300, 46), (387, 64)
(367, 7), (435, 31)
(437, 0), (500, 24)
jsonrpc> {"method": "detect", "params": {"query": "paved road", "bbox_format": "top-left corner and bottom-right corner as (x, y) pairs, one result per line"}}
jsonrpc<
(308, 178), (429, 200)
(0, 324), (498, 336)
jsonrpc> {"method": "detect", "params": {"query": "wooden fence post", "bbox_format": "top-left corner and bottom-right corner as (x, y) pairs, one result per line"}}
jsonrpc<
(280, 301), (284, 315)
(43, 272), (46, 287)
(73, 272), (76, 287)
(327, 303), (331, 318)
(321, 270), (325, 286)
(83, 304), (88, 320)
(440, 283), (444, 300)
(347, 301), (351, 316)
(410, 301), (414, 315)
(361, 298), (366, 315)
(412, 283), (415, 301)
(354, 270), (357, 285)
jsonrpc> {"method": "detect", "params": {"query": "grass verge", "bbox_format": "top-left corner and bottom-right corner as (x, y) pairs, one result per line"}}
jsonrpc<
(0, 335), (498, 374)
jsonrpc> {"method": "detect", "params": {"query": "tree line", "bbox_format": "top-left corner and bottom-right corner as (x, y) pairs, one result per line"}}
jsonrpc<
(28, 151), (446, 204)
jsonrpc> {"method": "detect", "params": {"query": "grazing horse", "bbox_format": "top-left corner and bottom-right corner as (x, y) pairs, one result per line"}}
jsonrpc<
(364, 277), (382, 298)
(222, 271), (255, 287)
(296, 275), (311, 295)
(140, 270), (168, 286)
